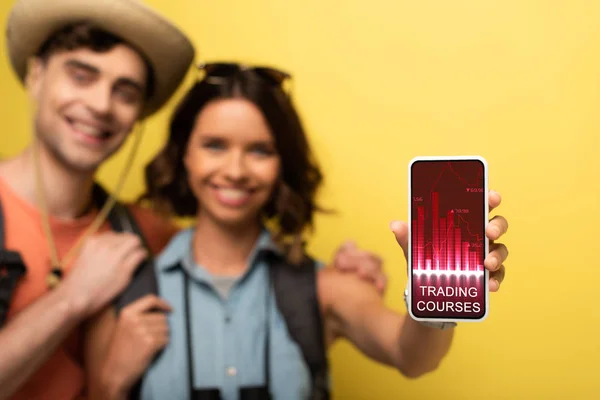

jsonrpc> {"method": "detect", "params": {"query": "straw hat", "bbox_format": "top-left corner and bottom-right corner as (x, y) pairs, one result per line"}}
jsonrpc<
(6, 0), (195, 117)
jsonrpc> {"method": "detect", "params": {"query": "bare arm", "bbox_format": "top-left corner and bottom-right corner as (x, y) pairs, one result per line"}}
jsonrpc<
(85, 296), (170, 400)
(0, 284), (86, 400)
(85, 307), (126, 400)
(317, 192), (510, 378)
(319, 269), (454, 378)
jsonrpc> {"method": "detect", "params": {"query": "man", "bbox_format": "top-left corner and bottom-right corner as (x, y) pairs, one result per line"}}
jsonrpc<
(0, 1), (195, 398)
(0, 1), (389, 399)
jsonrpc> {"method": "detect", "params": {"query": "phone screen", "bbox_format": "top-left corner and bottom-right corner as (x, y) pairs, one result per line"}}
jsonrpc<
(409, 158), (487, 320)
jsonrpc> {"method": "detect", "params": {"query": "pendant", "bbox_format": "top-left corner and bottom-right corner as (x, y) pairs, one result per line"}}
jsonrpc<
(46, 267), (62, 289)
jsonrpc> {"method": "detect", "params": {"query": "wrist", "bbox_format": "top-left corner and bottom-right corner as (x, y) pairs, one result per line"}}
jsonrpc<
(52, 283), (89, 322)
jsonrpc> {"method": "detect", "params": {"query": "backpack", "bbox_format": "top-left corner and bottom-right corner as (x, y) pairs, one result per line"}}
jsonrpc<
(0, 183), (329, 400)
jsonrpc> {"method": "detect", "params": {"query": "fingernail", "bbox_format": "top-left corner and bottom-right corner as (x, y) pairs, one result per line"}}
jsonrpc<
(389, 220), (401, 232)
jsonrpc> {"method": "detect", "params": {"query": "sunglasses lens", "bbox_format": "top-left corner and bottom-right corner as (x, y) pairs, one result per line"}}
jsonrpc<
(254, 68), (289, 85)
(203, 63), (240, 78)
(199, 63), (290, 89)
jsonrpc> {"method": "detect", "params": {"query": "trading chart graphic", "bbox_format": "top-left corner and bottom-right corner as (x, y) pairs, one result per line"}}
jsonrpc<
(409, 158), (487, 320)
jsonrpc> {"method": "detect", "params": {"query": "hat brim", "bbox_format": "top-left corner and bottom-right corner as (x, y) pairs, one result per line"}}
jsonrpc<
(6, 0), (195, 117)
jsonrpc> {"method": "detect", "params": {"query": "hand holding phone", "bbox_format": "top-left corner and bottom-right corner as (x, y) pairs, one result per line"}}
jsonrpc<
(407, 156), (489, 323)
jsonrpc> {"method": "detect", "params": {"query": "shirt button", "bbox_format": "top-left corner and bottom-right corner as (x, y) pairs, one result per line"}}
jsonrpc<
(226, 367), (237, 377)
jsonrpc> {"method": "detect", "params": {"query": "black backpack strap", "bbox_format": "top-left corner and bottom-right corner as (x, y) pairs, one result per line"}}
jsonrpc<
(0, 196), (27, 327)
(269, 253), (330, 400)
(92, 184), (159, 314)
(92, 184), (159, 400)
(93, 184), (158, 313)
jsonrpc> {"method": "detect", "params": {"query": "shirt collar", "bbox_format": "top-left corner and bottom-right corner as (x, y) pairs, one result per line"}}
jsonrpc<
(156, 227), (284, 274)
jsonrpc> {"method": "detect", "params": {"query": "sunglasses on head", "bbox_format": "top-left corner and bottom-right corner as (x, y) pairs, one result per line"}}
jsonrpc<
(196, 62), (291, 88)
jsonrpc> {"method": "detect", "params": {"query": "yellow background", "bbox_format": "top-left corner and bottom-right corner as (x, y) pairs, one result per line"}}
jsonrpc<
(1, 0), (598, 398)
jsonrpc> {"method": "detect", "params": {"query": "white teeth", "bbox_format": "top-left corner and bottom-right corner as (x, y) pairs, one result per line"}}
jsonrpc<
(72, 122), (104, 138)
(218, 188), (248, 200)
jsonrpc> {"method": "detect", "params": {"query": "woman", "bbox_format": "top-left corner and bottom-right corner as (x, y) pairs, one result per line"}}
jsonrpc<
(89, 62), (510, 399)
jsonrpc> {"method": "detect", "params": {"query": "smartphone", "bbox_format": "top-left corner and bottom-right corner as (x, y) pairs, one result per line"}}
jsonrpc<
(407, 156), (489, 322)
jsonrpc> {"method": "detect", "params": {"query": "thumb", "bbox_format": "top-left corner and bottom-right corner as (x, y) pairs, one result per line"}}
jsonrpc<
(389, 220), (408, 259)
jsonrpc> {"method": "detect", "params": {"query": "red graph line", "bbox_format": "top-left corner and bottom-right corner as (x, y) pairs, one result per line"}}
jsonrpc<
(421, 218), (483, 256)
(426, 162), (483, 196)
(456, 214), (484, 242)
